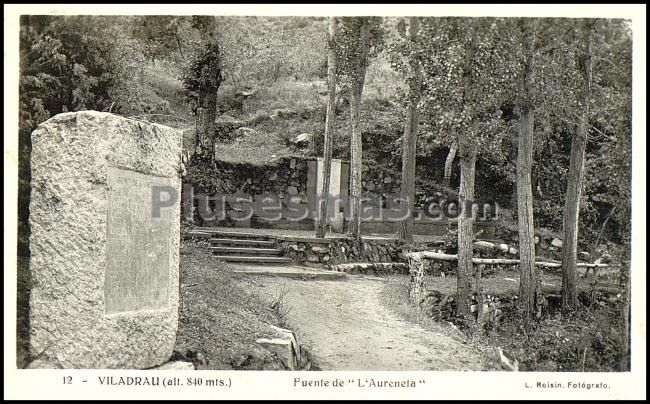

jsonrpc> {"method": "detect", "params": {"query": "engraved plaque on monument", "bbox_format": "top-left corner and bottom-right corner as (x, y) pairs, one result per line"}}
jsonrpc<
(28, 111), (182, 368)
(105, 167), (176, 314)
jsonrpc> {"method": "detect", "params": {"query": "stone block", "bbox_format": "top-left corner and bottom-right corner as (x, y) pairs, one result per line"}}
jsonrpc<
(152, 361), (195, 370)
(28, 111), (182, 368)
(255, 338), (296, 370)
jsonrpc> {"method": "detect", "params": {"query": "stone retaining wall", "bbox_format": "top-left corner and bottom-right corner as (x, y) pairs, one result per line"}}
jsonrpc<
(278, 237), (404, 266)
(277, 236), (443, 267)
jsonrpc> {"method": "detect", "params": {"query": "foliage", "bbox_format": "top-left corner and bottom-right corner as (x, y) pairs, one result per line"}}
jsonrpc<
(17, 15), (633, 253)
(381, 17), (632, 246)
(416, 18), (519, 151)
(19, 16), (147, 134)
(130, 16), (194, 63)
(18, 15), (151, 254)
(532, 18), (632, 243)
(335, 17), (385, 90)
(215, 17), (328, 89)
(181, 40), (223, 111)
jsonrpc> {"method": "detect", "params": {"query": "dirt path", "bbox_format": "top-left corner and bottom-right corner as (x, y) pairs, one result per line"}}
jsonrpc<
(242, 275), (486, 371)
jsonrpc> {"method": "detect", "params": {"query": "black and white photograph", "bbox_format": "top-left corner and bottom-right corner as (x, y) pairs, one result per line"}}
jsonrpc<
(4, 3), (646, 401)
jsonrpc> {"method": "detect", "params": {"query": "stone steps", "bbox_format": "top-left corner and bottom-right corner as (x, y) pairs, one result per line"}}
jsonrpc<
(209, 246), (283, 256)
(210, 238), (276, 247)
(201, 230), (276, 240)
(214, 255), (293, 264)
(198, 228), (293, 265)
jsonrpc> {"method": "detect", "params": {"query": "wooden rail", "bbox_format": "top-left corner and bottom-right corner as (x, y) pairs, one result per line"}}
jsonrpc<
(406, 251), (609, 268)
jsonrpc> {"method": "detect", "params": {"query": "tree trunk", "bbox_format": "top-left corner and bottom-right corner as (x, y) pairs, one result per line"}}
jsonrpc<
(443, 144), (457, 189)
(517, 19), (538, 326)
(398, 17), (421, 243)
(195, 16), (220, 156)
(510, 124), (519, 212)
(348, 18), (370, 241)
(455, 23), (479, 319)
(456, 120), (477, 318)
(348, 86), (363, 239)
(199, 92), (217, 150)
(517, 107), (537, 324)
(561, 20), (593, 312)
(316, 17), (338, 238)
(620, 264), (631, 371)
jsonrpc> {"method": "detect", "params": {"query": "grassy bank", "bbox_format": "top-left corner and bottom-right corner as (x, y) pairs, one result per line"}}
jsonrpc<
(174, 241), (296, 370)
(379, 271), (629, 372)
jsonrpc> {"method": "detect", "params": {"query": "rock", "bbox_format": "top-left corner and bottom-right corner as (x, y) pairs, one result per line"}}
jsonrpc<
(294, 133), (314, 144)
(311, 245), (329, 253)
(256, 338), (296, 370)
(28, 111), (181, 369)
(474, 241), (496, 250)
(256, 325), (310, 370)
(509, 247), (518, 255)
(153, 361), (195, 370)
(26, 357), (63, 369)
(551, 238), (563, 248)
(322, 255), (330, 262)
(234, 127), (256, 138)
(306, 254), (319, 263)
(287, 186), (299, 195)
(216, 114), (241, 124)
(239, 89), (257, 97)
(499, 243), (510, 253)
(271, 108), (297, 120)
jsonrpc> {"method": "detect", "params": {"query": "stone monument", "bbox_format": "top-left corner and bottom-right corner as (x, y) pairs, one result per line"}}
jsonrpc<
(28, 111), (182, 368)
(306, 158), (345, 232)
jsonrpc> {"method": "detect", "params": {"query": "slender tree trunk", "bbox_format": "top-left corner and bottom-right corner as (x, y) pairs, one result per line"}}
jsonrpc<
(457, 122), (477, 318)
(592, 206), (616, 255)
(444, 144), (457, 189)
(197, 90), (219, 157)
(517, 107), (537, 323)
(348, 18), (370, 240)
(398, 17), (421, 243)
(620, 264), (631, 370)
(316, 17), (338, 238)
(456, 23), (478, 319)
(175, 27), (185, 60)
(510, 124), (519, 212)
(349, 86), (363, 239)
(561, 20), (593, 311)
(195, 17), (221, 157)
(517, 19), (538, 326)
